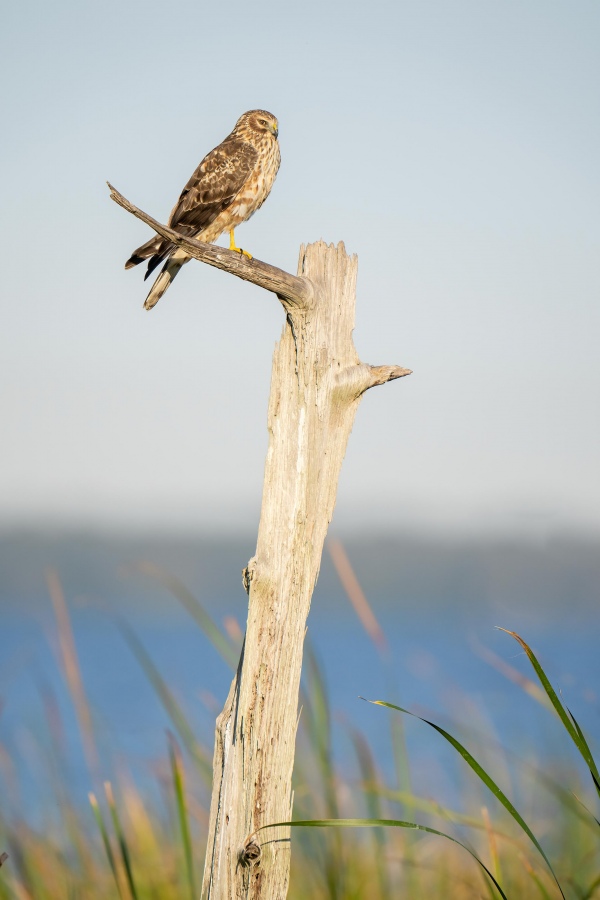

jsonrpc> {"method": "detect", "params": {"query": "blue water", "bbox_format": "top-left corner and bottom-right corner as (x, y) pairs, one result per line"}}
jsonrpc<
(1, 586), (598, 826)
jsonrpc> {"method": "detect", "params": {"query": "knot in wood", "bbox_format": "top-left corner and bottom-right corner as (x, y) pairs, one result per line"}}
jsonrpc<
(238, 834), (261, 869)
(242, 556), (258, 595)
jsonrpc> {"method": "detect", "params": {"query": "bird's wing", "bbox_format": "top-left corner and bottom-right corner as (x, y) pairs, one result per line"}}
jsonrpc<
(168, 138), (259, 234)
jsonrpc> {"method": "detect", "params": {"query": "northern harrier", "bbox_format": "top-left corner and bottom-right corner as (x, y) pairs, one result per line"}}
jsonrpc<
(125, 110), (280, 310)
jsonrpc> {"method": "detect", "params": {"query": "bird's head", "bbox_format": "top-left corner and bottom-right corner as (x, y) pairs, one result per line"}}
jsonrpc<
(235, 110), (279, 140)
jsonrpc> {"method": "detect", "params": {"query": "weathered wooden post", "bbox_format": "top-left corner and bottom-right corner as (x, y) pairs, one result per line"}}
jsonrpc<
(109, 184), (411, 899)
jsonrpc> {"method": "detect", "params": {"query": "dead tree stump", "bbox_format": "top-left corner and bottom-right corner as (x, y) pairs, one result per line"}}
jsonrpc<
(109, 184), (411, 899)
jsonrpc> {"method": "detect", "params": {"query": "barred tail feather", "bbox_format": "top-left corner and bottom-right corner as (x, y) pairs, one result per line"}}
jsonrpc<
(125, 235), (163, 270)
(144, 255), (187, 310)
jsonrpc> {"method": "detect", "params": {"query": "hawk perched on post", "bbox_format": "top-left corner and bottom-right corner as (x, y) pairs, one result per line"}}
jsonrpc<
(125, 110), (280, 310)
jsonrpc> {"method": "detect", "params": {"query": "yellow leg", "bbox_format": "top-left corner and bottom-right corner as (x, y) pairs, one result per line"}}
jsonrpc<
(229, 229), (252, 259)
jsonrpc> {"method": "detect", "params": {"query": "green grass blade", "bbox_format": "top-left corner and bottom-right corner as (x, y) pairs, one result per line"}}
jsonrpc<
(582, 872), (600, 900)
(525, 867), (553, 900)
(89, 792), (124, 900)
(258, 818), (508, 900)
(498, 629), (600, 798)
(130, 562), (239, 669)
(300, 642), (343, 899)
(347, 726), (391, 899)
(571, 791), (600, 830)
(303, 642), (339, 819)
(47, 570), (101, 787)
(567, 708), (600, 800)
(121, 624), (213, 783)
(105, 782), (138, 900)
(363, 697), (565, 899)
(347, 726), (384, 823)
(390, 713), (413, 808)
(168, 733), (196, 900)
(370, 786), (515, 840)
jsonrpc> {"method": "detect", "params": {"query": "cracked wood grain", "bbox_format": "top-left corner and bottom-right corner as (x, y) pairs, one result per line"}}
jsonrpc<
(199, 242), (410, 899)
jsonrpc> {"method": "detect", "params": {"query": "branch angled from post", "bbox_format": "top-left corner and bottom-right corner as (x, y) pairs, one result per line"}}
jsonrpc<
(107, 183), (314, 311)
(335, 362), (413, 399)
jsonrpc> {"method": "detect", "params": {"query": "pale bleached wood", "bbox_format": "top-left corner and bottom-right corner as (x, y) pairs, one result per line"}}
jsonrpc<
(200, 242), (410, 899)
(109, 185), (410, 898)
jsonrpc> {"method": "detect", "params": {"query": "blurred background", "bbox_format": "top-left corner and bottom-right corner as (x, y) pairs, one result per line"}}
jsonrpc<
(1, 1), (599, 892)
(2, 0), (599, 534)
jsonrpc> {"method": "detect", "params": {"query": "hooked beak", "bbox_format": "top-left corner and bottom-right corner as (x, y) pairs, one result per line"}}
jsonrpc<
(270, 121), (279, 139)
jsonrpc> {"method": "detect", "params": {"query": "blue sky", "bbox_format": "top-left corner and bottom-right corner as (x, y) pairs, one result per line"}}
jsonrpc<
(1, 0), (599, 535)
